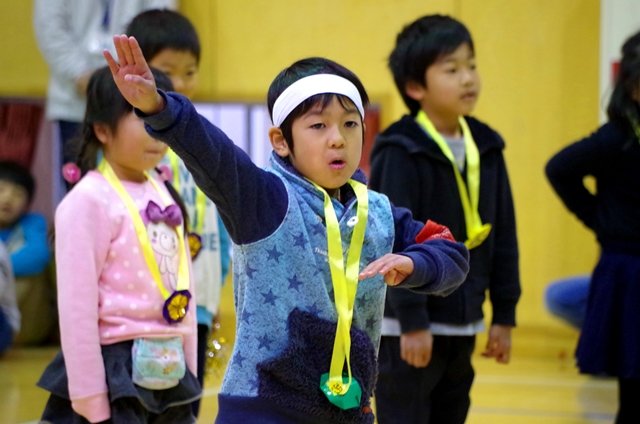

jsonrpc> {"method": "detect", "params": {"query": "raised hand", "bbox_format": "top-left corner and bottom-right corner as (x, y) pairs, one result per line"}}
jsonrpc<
(103, 34), (164, 115)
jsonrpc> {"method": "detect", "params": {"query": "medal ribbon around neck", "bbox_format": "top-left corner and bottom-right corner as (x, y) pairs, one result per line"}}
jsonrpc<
(415, 111), (491, 249)
(167, 149), (207, 258)
(627, 112), (640, 143)
(98, 160), (191, 323)
(311, 179), (368, 410)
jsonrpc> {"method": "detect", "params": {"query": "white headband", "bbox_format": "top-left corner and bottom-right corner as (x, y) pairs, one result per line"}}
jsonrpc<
(271, 74), (365, 127)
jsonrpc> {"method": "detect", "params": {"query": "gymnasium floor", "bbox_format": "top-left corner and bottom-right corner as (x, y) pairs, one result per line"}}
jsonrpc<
(0, 282), (617, 424)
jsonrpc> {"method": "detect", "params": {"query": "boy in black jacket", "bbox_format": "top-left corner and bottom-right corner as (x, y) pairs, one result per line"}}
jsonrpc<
(369, 14), (521, 424)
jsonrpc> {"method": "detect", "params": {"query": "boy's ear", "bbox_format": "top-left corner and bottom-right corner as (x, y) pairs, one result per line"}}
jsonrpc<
(404, 80), (426, 102)
(269, 127), (291, 158)
(93, 123), (111, 145)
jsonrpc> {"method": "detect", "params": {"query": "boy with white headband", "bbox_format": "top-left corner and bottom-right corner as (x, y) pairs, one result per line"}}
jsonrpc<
(104, 35), (470, 423)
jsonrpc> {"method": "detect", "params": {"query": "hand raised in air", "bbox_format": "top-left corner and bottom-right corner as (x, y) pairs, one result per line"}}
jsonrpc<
(103, 34), (164, 115)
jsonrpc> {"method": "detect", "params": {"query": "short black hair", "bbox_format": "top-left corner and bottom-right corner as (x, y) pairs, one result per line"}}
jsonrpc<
(126, 9), (200, 63)
(0, 160), (35, 202)
(607, 29), (640, 135)
(389, 14), (474, 115)
(266, 57), (369, 150)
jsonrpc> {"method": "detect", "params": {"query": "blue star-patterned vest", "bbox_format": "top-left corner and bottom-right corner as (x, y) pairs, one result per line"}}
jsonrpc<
(220, 158), (395, 397)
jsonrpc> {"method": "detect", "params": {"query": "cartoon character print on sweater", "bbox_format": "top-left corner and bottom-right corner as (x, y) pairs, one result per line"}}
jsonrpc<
(144, 201), (182, 290)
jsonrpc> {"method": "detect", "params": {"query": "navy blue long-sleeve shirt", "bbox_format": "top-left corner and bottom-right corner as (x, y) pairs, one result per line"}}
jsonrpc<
(546, 122), (640, 247)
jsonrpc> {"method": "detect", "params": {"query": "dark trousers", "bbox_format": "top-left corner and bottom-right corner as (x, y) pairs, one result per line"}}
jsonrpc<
(192, 323), (209, 417)
(617, 377), (640, 424)
(58, 120), (81, 165)
(0, 308), (13, 356)
(375, 334), (475, 424)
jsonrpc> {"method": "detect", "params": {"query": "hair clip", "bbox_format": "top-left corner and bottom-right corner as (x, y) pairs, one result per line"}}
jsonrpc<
(62, 162), (81, 184)
(156, 164), (173, 183)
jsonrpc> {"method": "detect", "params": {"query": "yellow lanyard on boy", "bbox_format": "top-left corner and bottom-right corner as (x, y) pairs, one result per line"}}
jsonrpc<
(415, 111), (491, 249)
(312, 179), (368, 410)
(99, 160), (191, 323)
(167, 149), (207, 258)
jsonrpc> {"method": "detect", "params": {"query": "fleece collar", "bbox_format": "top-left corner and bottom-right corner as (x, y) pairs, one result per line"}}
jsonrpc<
(269, 152), (368, 205)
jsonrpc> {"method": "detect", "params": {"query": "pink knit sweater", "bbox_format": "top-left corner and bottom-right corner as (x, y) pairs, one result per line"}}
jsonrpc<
(55, 171), (196, 422)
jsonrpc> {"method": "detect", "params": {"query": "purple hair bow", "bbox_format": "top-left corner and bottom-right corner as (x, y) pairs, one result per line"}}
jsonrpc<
(145, 201), (182, 227)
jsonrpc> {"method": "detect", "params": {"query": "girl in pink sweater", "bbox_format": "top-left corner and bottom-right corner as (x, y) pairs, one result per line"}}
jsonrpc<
(37, 67), (199, 423)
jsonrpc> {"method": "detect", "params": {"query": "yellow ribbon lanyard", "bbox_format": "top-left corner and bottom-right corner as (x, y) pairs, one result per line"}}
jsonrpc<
(168, 149), (207, 234)
(629, 113), (640, 143)
(415, 111), (491, 249)
(312, 179), (368, 397)
(98, 160), (189, 300)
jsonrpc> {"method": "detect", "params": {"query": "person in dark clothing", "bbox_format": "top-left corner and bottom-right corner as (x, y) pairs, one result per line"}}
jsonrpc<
(369, 14), (521, 424)
(546, 29), (640, 424)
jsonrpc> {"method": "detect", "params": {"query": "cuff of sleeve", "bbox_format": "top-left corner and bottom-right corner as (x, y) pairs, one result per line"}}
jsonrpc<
(397, 307), (430, 333)
(396, 251), (433, 289)
(71, 393), (111, 423)
(491, 303), (518, 326)
(136, 90), (180, 131)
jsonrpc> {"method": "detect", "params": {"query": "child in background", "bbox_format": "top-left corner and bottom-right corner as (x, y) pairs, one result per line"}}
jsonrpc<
(37, 67), (200, 423)
(0, 161), (52, 346)
(0, 161), (50, 278)
(546, 29), (640, 424)
(33, 0), (177, 195)
(544, 275), (590, 329)
(0, 241), (19, 356)
(126, 10), (231, 416)
(105, 36), (469, 423)
(369, 15), (521, 424)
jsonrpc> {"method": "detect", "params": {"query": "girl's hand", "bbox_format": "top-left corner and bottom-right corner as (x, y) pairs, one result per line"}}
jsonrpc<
(358, 253), (414, 286)
(103, 34), (164, 115)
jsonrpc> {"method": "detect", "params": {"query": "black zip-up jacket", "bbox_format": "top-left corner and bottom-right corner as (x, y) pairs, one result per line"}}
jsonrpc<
(369, 115), (521, 331)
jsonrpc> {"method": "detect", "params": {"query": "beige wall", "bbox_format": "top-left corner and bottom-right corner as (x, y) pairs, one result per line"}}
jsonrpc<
(1, 0), (600, 328)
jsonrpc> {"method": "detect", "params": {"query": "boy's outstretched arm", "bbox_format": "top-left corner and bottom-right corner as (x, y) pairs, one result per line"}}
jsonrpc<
(103, 35), (164, 115)
(359, 239), (468, 295)
(370, 207), (469, 296)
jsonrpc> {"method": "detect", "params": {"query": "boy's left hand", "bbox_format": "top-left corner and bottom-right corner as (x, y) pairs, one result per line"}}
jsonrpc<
(481, 324), (513, 364)
(359, 254), (414, 286)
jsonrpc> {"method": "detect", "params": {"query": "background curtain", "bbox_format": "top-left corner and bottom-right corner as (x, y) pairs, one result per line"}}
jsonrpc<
(0, 101), (44, 168)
